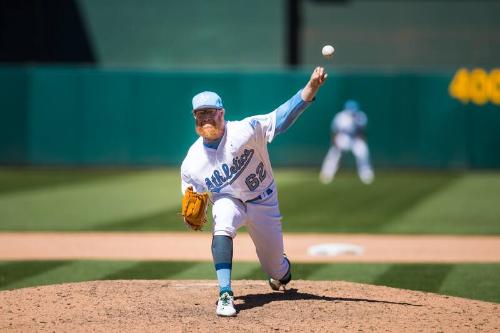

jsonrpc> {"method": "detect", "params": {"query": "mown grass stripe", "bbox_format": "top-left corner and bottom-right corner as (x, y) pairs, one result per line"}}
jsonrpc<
(384, 174), (500, 234)
(439, 264), (500, 304)
(92, 208), (188, 232)
(278, 171), (460, 233)
(168, 263), (216, 279)
(0, 169), (131, 196)
(102, 261), (201, 280)
(231, 263), (264, 279)
(1, 261), (499, 303)
(0, 261), (139, 291)
(374, 264), (453, 293)
(0, 170), (179, 231)
(304, 263), (391, 283)
(0, 261), (69, 289)
(1, 169), (499, 234)
(291, 263), (330, 280)
(240, 266), (268, 280)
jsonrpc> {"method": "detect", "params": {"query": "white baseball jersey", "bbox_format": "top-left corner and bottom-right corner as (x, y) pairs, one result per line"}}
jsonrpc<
(181, 89), (311, 280)
(181, 112), (277, 202)
(332, 110), (367, 136)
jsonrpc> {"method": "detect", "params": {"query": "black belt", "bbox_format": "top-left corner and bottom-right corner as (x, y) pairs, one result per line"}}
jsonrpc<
(246, 188), (273, 203)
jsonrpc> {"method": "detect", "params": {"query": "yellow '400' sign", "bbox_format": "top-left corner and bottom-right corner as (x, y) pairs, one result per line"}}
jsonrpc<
(449, 68), (500, 105)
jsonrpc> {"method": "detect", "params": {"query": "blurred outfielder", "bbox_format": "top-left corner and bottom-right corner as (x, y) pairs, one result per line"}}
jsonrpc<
(319, 100), (374, 185)
(181, 67), (327, 317)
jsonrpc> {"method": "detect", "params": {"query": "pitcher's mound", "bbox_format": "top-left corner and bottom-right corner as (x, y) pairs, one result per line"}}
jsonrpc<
(1, 280), (498, 332)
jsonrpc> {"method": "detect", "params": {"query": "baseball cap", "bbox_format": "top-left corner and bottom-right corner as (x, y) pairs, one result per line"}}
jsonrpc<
(192, 91), (223, 111)
(344, 99), (359, 111)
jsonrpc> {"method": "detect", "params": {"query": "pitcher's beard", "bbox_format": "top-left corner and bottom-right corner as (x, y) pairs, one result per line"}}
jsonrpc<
(196, 124), (224, 141)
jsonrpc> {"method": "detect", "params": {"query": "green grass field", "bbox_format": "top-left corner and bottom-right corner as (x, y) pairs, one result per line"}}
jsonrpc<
(1, 261), (499, 303)
(0, 168), (499, 303)
(1, 168), (499, 234)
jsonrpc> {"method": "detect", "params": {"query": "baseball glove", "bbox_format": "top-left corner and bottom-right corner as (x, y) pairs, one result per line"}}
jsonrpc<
(181, 186), (209, 231)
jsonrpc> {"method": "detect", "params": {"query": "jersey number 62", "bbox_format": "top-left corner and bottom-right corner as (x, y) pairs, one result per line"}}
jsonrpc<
(245, 162), (267, 191)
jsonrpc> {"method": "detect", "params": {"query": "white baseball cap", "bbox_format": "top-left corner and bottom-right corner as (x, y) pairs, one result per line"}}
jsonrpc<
(192, 91), (223, 111)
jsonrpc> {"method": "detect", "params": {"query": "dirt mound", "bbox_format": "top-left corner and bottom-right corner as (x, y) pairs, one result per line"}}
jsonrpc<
(1, 280), (498, 332)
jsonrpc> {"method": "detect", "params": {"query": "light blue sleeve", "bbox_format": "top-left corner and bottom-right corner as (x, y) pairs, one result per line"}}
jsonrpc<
(274, 89), (313, 136)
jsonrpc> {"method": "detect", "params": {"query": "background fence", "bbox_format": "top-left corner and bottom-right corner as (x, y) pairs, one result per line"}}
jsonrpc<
(1, 66), (499, 168)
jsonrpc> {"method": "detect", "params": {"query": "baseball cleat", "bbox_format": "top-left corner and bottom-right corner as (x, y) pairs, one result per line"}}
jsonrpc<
(319, 173), (333, 185)
(268, 277), (285, 291)
(360, 169), (374, 185)
(216, 291), (236, 317)
(269, 256), (292, 291)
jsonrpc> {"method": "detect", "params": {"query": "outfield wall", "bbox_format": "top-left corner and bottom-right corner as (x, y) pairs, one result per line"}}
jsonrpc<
(1, 66), (499, 168)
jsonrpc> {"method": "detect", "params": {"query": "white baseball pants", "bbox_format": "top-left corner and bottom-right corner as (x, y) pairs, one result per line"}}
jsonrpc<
(211, 183), (289, 280)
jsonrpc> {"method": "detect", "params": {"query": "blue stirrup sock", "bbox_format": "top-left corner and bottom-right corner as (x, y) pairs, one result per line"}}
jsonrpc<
(212, 235), (233, 295)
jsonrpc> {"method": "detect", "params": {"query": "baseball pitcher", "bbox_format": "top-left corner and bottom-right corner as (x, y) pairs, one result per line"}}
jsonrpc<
(180, 67), (327, 316)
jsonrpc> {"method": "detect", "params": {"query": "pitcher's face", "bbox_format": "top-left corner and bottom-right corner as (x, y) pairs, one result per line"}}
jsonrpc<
(194, 108), (225, 141)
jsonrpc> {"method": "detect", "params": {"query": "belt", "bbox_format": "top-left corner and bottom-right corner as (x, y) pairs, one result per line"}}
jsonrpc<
(246, 188), (273, 203)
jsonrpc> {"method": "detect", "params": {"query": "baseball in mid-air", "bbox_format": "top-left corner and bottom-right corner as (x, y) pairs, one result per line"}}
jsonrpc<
(322, 45), (335, 58)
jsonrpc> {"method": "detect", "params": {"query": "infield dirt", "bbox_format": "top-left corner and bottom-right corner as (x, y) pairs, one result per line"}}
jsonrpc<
(1, 280), (499, 332)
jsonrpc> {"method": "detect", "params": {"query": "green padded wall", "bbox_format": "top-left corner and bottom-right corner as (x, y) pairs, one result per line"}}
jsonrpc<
(0, 67), (29, 164)
(1, 67), (499, 168)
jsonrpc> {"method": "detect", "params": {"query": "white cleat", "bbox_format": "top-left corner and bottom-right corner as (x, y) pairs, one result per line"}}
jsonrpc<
(319, 173), (333, 185)
(216, 292), (236, 317)
(269, 278), (285, 291)
(360, 169), (374, 185)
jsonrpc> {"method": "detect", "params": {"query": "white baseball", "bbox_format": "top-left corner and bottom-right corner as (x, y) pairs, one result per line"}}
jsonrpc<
(322, 45), (335, 58)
